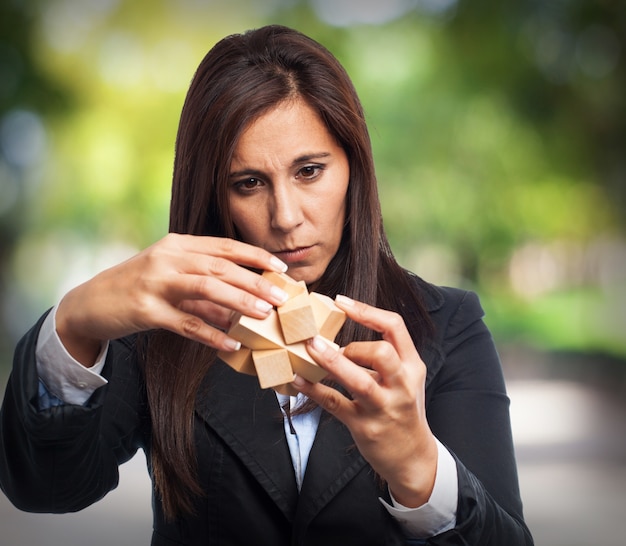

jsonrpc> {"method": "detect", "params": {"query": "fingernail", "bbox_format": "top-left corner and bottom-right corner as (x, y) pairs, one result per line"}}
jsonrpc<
(224, 338), (241, 351)
(270, 285), (289, 304)
(335, 294), (354, 306)
(255, 299), (273, 313)
(293, 374), (306, 387)
(270, 256), (288, 273)
(310, 335), (329, 352)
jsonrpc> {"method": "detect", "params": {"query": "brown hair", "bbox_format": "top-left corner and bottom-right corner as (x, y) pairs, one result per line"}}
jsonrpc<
(142, 25), (434, 519)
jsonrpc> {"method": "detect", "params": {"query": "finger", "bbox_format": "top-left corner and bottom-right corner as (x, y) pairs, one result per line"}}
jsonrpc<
(306, 336), (385, 406)
(292, 374), (356, 421)
(168, 251), (290, 309)
(178, 300), (233, 330)
(147, 235), (291, 314)
(166, 273), (282, 320)
(341, 340), (404, 381)
(334, 295), (419, 362)
(177, 234), (288, 274)
(155, 305), (242, 351)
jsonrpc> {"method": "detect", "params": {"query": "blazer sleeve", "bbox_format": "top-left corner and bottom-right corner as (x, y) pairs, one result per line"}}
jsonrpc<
(423, 288), (534, 545)
(0, 311), (147, 513)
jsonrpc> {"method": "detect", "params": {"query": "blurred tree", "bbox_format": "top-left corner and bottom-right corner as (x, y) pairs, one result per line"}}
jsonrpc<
(0, 0), (73, 358)
(445, 0), (625, 227)
(0, 0), (624, 359)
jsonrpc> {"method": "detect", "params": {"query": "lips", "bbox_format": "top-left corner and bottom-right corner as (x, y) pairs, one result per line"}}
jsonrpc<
(273, 246), (314, 263)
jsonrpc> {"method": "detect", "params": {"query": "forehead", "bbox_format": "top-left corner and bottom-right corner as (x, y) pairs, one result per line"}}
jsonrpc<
(232, 99), (338, 165)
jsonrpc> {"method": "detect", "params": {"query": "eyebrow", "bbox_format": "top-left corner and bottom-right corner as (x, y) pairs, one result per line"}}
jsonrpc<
(228, 152), (332, 178)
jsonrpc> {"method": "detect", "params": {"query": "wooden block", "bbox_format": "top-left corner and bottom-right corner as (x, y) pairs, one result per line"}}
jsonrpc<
(273, 382), (299, 397)
(225, 272), (345, 391)
(217, 346), (255, 375)
(277, 291), (318, 344)
(227, 310), (284, 350)
(286, 339), (337, 383)
(262, 271), (307, 298)
(253, 349), (294, 389)
(309, 292), (346, 341)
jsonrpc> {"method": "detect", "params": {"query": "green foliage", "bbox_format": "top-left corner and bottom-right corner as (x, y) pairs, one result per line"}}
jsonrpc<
(1, 0), (624, 359)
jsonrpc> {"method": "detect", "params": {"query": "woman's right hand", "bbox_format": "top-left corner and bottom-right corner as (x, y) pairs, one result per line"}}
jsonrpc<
(55, 234), (289, 366)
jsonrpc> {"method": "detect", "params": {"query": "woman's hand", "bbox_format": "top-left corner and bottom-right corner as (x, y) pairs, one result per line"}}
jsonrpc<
(294, 295), (438, 508)
(55, 234), (289, 366)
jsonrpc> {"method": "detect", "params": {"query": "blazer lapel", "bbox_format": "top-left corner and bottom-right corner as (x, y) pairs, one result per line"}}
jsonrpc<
(293, 410), (367, 528)
(195, 361), (299, 521)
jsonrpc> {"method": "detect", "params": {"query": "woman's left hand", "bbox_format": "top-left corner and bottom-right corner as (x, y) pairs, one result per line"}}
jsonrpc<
(293, 295), (438, 508)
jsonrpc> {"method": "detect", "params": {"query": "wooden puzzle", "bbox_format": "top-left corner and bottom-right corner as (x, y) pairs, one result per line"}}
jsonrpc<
(217, 271), (346, 395)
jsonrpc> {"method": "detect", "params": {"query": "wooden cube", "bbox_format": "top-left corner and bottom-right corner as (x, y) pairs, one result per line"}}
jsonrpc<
(253, 348), (294, 389)
(277, 291), (318, 344)
(227, 310), (284, 350)
(309, 292), (346, 340)
(286, 339), (337, 384)
(273, 382), (299, 397)
(217, 346), (255, 375)
(262, 271), (307, 298)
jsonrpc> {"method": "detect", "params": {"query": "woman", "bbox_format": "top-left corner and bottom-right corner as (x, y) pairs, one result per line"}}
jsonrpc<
(0, 25), (533, 545)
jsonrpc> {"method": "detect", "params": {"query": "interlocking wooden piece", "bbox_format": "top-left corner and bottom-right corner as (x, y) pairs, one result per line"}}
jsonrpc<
(286, 339), (339, 383)
(309, 292), (346, 340)
(273, 382), (300, 397)
(227, 310), (283, 350)
(252, 348), (294, 389)
(277, 290), (318, 344)
(262, 271), (307, 298)
(218, 271), (346, 393)
(218, 345), (255, 375)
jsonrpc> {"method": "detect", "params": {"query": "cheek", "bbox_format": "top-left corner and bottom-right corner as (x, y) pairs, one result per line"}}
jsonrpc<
(230, 203), (259, 241)
(331, 181), (349, 227)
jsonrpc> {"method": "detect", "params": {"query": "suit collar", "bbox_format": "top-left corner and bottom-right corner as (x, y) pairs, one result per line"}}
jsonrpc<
(293, 412), (366, 528)
(195, 362), (299, 520)
(195, 361), (368, 527)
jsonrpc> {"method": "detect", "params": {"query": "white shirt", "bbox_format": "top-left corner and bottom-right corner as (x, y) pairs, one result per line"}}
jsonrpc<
(35, 306), (458, 538)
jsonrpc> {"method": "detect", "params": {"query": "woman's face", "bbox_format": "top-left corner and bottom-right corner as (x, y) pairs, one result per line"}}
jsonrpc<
(228, 98), (350, 284)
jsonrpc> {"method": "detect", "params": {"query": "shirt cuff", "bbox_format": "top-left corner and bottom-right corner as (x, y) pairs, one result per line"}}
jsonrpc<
(35, 305), (109, 406)
(379, 438), (458, 538)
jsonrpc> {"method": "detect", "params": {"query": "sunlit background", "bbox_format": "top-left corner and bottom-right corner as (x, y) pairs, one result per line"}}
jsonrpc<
(1, 1), (625, 544)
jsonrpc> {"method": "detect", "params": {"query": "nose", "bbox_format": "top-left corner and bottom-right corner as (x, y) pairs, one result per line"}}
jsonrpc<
(270, 183), (304, 232)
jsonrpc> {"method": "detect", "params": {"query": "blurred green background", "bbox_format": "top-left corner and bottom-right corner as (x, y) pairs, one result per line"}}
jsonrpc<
(1, 0), (623, 365)
(1, 1), (625, 545)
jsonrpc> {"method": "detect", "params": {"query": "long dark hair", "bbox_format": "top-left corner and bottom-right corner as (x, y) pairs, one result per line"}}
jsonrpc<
(142, 25), (434, 519)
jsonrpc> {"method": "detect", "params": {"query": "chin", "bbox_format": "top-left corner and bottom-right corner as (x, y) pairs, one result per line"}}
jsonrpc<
(287, 267), (321, 285)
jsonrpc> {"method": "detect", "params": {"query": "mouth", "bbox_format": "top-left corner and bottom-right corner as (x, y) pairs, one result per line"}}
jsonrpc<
(273, 245), (314, 263)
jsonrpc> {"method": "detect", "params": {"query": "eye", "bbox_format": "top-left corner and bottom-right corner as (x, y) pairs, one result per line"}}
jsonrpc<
(297, 164), (323, 180)
(232, 177), (263, 193)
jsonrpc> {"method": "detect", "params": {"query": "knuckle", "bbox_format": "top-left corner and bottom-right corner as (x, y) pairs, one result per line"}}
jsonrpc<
(254, 274), (269, 293)
(133, 291), (153, 317)
(191, 275), (210, 296)
(359, 377), (378, 399)
(239, 291), (261, 311)
(219, 237), (236, 254)
(359, 420), (384, 442)
(371, 341), (395, 362)
(386, 311), (404, 330)
(180, 316), (203, 337)
(319, 390), (342, 413)
(206, 256), (228, 277)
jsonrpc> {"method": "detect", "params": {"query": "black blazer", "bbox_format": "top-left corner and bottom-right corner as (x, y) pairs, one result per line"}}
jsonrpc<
(0, 281), (533, 545)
